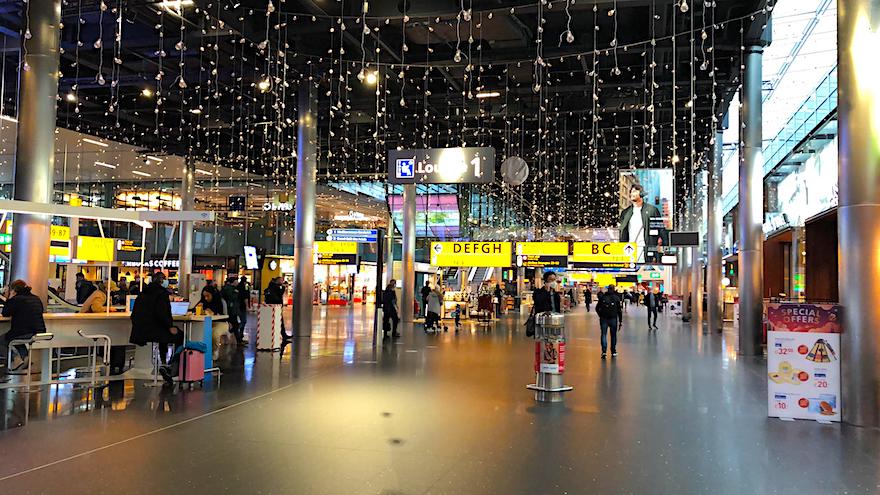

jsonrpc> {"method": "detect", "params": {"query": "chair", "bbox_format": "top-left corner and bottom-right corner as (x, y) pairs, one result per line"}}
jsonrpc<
(6, 333), (54, 392)
(77, 330), (111, 389)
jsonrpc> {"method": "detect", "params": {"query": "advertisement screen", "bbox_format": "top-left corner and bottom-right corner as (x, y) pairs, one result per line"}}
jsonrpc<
(618, 169), (673, 262)
(389, 194), (460, 238)
(243, 246), (259, 270)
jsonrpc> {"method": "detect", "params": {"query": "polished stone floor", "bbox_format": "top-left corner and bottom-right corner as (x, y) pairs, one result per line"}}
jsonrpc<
(0, 303), (877, 494)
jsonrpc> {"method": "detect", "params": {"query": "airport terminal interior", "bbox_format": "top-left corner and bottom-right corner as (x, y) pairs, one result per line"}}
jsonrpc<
(0, 0), (876, 493)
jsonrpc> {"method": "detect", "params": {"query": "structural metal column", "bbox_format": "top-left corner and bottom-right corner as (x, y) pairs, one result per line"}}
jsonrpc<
(178, 159), (195, 297)
(706, 129), (724, 332)
(691, 175), (704, 331)
(838, 0), (880, 427)
(738, 44), (765, 356)
(385, 212), (394, 285)
(9, 0), (62, 303)
(400, 184), (416, 323)
(292, 80), (317, 338)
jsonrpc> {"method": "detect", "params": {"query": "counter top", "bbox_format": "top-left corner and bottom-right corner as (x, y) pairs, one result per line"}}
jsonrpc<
(0, 313), (229, 322)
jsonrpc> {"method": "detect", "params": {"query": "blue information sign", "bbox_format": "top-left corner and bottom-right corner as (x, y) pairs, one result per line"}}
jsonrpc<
(326, 229), (378, 243)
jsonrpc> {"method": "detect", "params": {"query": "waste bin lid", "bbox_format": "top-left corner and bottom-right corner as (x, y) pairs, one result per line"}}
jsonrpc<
(535, 312), (565, 328)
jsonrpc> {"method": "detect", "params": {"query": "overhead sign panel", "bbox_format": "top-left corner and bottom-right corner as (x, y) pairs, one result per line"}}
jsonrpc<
(388, 147), (495, 184)
(430, 242), (511, 267)
(326, 228), (378, 243)
(77, 236), (115, 262)
(314, 241), (358, 265)
(515, 241), (569, 268)
(570, 242), (637, 269)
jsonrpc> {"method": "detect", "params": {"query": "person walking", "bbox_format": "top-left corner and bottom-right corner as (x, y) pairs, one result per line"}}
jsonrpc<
(237, 276), (251, 336)
(381, 279), (401, 339)
(420, 281), (432, 318)
(221, 276), (243, 343)
(645, 287), (660, 330)
(585, 286), (592, 311)
(493, 283), (504, 317)
(595, 284), (622, 359)
(532, 272), (561, 314)
(425, 285), (443, 331)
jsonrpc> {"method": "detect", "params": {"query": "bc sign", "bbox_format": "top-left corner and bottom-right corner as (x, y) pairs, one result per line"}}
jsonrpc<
(570, 242), (637, 269)
(388, 147), (495, 184)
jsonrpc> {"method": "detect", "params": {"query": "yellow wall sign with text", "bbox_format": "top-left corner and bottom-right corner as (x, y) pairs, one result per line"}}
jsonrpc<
(77, 236), (115, 262)
(515, 242), (568, 256)
(315, 241), (358, 255)
(430, 242), (512, 267)
(571, 242), (637, 268)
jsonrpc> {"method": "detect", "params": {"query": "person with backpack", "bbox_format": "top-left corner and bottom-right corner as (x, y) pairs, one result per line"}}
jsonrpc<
(595, 284), (622, 359)
(221, 276), (243, 343)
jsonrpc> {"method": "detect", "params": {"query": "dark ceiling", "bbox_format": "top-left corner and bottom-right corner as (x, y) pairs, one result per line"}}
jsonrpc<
(0, 0), (770, 227)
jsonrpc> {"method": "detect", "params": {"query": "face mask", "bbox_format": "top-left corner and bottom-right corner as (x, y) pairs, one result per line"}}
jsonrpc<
(161, 280), (169, 288)
(549, 281), (558, 290)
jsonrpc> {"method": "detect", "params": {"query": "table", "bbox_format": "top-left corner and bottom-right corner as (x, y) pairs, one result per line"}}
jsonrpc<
(0, 312), (228, 384)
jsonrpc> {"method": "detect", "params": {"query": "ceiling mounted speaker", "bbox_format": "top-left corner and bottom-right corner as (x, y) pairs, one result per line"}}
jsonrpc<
(501, 156), (529, 186)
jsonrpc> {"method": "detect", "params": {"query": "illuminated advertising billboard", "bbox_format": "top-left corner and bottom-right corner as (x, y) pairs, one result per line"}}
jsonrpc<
(389, 194), (460, 239)
(619, 169), (673, 262)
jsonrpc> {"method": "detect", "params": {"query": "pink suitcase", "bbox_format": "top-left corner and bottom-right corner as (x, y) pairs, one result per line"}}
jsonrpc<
(178, 349), (205, 382)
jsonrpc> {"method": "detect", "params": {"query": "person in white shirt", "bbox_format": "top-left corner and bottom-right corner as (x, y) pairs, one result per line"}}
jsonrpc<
(619, 183), (662, 262)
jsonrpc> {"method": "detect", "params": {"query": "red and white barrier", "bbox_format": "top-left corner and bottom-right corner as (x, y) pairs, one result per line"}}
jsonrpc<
(256, 303), (282, 351)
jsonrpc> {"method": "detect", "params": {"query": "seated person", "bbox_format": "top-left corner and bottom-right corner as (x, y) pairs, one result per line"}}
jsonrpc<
(129, 271), (181, 383)
(192, 287), (224, 315)
(80, 281), (112, 313)
(1, 280), (47, 373)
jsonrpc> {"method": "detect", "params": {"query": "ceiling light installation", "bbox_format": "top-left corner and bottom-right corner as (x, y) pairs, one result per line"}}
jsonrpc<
(141, 88), (154, 98)
(65, 93), (77, 102)
(94, 161), (117, 169)
(146, 155), (164, 163)
(82, 138), (109, 148)
(475, 91), (501, 99)
(132, 170), (152, 177)
(195, 169), (213, 176)
(257, 78), (271, 93)
(159, 0), (193, 16)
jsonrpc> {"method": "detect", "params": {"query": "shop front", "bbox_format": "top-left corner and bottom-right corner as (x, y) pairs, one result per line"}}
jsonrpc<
(430, 241), (513, 320)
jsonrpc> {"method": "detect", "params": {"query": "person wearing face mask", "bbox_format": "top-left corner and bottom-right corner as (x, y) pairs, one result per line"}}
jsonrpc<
(129, 271), (180, 370)
(532, 272), (562, 314)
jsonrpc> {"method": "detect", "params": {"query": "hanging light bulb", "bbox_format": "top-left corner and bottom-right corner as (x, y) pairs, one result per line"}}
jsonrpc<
(257, 77), (271, 92)
(680, 0), (689, 13)
(364, 70), (378, 85)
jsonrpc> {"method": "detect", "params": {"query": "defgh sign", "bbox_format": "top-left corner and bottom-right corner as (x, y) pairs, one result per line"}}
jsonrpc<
(388, 147), (495, 184)
(430, 242), (511, 267)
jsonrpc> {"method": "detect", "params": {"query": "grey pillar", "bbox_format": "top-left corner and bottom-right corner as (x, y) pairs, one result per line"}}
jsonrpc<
(707, 129), (724, 332)
(790, 227), (804, 299)
(738, 44), (765, 356)
(292, 80), (318, 338)
(400, 184), (416, 323)
(691, 176), (704, 331)
(178, 158), (195, 298)
(385, 212), (394, 285)
(9, 0), (61, 303)
(839, 0), (880, 427)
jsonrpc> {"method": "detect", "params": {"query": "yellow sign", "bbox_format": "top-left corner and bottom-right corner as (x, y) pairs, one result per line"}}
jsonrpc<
(515, 242), (568, 256)
(430, 242), (512, 267)
(77, 236), (115, 262)
(315, 241), (358, 255)
(2, 222), (71, 257)
(571, 242), (637, 268)
(117, 239), (144, 252)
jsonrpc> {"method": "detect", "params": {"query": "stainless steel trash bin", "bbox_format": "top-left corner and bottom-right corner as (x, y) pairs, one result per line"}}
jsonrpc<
(527, 312), (573, 402)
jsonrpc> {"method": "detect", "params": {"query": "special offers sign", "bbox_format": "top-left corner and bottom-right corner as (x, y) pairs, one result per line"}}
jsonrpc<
(430, 242), (511, 267)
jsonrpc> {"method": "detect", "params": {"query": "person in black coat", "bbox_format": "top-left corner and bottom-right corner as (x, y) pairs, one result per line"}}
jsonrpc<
(264, 277), (289, 339)
(532, 272), (562, 314)
(129, 271), (180, 363)
(1, 280), (46, 372)
(381, 280), (400, 339)
(644, 288), (661, 330)
(75, 272), (96, 305)
(596, 285), (623, 359)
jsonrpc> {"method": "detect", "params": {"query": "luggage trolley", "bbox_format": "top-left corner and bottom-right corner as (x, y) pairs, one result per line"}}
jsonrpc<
(527, 312), (573, 402)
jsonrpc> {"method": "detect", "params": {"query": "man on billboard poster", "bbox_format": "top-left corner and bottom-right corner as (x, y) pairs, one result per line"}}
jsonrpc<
(619, 183), (664, 263)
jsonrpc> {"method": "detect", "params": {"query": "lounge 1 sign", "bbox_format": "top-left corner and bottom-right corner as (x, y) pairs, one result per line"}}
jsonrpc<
(430, 242), (511, 267)
(388, 147), (495, 184)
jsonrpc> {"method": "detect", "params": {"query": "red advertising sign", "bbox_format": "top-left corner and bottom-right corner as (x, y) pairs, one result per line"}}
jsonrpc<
(766, 303), (842, 333)
(534, 340), (566, 374)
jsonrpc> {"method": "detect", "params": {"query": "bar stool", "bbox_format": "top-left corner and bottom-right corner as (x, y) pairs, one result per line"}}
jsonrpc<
(6, 333), (55, 392)
(76, 330), (111, 389)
